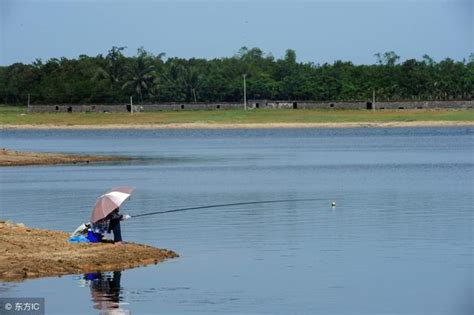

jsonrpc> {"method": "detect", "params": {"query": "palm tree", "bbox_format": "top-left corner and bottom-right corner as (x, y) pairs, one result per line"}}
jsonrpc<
(122, 56), (156, 102)
(181, 65), (204, 103)
(93, 46), (127, 86)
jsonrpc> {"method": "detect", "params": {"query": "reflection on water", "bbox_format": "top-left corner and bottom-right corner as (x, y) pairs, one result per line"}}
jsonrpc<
(81, 272), (129, 315)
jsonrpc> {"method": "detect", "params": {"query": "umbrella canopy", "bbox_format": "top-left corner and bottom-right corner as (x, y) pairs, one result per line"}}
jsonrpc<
(91, 186), (134, 223)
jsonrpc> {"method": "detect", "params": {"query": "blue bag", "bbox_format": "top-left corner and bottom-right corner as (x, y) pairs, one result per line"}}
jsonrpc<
(69, 235), (90, 243)
(86, 230), (103, 243)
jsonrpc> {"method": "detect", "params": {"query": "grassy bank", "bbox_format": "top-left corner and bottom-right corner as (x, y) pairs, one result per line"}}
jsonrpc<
(0, 105), (473, 126)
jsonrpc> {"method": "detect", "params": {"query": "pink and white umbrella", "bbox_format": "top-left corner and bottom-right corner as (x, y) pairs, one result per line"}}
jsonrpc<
(91, 186), (134, 223)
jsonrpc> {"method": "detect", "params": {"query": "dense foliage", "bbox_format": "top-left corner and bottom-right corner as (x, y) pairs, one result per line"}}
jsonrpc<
(0, 47), (472, 105)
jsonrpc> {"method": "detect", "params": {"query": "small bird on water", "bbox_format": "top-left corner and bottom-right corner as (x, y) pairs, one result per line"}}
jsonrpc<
(331, 201), (336, 207)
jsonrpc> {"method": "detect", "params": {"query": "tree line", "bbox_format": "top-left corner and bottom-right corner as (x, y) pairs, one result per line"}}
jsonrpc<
(0, 47), (472, 105)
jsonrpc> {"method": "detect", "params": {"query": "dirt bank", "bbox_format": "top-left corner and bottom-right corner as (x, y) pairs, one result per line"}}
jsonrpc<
(0, 221), (178, 281)
(1, 121), (473, 130)
(0, 148), (131, 166)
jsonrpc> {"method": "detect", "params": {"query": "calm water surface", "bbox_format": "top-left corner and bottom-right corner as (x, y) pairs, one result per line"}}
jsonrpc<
(0, 128), (472, 314)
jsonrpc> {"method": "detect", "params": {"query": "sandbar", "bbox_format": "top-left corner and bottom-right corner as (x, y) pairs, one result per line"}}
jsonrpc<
(0, 221), (178, 282)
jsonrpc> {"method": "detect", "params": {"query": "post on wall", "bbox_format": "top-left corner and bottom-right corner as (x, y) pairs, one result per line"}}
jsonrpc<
(372, 88), (376, 110)
(243, 74), (247, 111)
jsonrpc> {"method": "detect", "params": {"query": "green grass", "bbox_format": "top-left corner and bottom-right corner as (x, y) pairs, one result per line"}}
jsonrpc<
(0, 105), (473, 126)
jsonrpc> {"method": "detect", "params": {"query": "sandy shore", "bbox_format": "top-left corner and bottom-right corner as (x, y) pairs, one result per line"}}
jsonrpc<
(0, 221), (178, 281)
(0, 148), (132, 166)
(1, 121), (473, 130)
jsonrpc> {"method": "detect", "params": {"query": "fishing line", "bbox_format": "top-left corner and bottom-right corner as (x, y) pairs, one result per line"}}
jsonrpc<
(132, 198), (327, 218)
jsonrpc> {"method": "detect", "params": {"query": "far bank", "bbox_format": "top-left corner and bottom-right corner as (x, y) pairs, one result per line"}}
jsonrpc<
(1, 108), (473, 128)
(0, 148), (133, 166)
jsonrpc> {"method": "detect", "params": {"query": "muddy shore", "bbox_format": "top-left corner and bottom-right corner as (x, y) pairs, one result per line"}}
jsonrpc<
(0, 148), (131, 166)
(0, 221), (178, 282)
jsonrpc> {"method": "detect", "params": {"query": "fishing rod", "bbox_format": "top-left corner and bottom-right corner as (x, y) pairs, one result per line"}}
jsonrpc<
(132, 198), (326, 218)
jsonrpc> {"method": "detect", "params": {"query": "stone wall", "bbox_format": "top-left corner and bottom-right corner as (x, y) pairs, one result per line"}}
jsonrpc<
(28, 100), (473, 113)
(28, 104), (130, 113)
(371, 100), (473, 109)
(142, 102), (242, 111)
(28, 102), (244, 113)
(247, 100), (474, 110)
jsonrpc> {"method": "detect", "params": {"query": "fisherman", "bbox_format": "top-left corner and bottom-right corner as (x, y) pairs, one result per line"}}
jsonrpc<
(93, 207), (131, 244)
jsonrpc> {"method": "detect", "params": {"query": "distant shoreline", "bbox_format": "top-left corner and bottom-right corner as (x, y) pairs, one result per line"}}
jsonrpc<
(1, 121), (473, 130)
(0, 148), (132, 167)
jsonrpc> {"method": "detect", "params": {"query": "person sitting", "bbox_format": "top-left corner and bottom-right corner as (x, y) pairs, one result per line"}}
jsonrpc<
(92, 208), (131, 244)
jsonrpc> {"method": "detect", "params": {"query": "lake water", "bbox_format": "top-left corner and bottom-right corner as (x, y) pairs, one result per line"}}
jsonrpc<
(0, 127), (472, 314)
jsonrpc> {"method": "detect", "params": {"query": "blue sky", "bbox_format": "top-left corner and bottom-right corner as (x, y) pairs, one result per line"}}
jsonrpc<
(0, 0), (472, 65)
